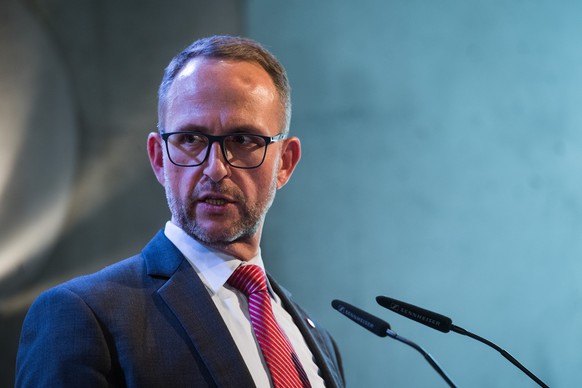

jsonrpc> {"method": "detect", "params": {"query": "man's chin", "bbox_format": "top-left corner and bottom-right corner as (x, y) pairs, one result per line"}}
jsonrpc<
(193, 231), (236, 246)
(186, 224), (251, 246)
(173, 212), (261, 247)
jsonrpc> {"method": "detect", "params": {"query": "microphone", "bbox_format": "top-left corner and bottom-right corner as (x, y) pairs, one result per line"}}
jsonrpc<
(376, 296), (549, 388)
(331, 299), (390, 337)
(376, 295), (453, 333)
(331, 299), (457, 388)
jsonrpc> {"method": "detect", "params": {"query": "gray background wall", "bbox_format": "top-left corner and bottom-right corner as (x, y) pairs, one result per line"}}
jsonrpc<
(1, 0), (580, 386)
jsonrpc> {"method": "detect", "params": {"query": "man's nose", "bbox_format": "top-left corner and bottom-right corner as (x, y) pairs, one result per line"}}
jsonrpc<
(203, 142), (230, 182)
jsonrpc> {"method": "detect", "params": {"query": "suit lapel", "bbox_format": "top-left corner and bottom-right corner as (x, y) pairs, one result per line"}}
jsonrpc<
(269, 276), (344, 388)
(143, 231), (256, 388)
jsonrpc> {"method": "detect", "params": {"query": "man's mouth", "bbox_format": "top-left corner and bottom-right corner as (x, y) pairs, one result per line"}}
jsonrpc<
(204, 198), (227, 206)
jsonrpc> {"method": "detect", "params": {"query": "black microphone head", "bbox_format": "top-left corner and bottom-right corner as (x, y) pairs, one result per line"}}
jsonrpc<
(331, 299), (390, 337)
(376, 296), (453, 333)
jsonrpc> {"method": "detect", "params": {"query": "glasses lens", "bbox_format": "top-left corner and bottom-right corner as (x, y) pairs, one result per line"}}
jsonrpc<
(165, 133), (270, 168)
(166, 132), (209, 166)
(224, 134), (268, 168)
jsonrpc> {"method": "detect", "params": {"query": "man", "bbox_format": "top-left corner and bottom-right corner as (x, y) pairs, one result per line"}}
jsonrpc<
(15, 36), (344, 387)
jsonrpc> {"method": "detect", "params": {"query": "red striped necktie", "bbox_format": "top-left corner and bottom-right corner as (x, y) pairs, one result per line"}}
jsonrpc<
(228, 264), (312, 388)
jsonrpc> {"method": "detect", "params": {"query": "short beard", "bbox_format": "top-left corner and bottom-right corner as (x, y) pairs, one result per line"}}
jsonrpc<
(164, 169), (277, 248)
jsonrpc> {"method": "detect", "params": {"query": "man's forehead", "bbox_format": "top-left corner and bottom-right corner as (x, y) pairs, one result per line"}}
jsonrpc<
(176, 57), (266, 81)
(168, 58), (276, 107)
(173, 58), (269, 94)
(176, 57), (208, 79)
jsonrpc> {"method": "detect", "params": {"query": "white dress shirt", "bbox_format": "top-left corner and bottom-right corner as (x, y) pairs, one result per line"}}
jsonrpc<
(164, 221), (325, 387)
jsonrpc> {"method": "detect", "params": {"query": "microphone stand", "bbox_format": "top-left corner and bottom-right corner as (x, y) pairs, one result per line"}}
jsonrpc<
(451, 325), (549, 388)
(385, 328), (457, 388)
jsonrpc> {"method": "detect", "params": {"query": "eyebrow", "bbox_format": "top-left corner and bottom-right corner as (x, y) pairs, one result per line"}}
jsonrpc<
(171, 124), (267, 135)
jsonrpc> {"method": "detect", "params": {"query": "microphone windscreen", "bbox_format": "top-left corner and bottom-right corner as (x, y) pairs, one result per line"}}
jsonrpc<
(332, 299), (390, 337)
(376, 296), (452, 333)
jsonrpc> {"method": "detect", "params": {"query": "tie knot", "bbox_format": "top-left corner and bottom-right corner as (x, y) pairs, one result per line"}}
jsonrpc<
(228, 264), (268, 296)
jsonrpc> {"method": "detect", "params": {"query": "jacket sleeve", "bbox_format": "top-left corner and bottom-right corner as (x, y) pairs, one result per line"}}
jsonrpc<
(15, 286), (114, 388)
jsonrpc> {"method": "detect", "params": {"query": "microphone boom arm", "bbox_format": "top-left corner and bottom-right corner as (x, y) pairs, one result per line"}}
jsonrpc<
(385, 328), (457, 388)
(450, 324), (548, 388)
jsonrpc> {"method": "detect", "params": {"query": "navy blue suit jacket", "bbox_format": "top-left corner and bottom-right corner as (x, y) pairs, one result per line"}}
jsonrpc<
(16, 230), (344, 387)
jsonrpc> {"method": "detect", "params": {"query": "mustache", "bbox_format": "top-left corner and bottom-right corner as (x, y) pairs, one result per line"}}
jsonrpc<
(193, 181), (245, 201)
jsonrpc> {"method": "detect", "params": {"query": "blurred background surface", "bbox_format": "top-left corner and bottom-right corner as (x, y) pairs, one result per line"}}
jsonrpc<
(2, 0), (581, 386)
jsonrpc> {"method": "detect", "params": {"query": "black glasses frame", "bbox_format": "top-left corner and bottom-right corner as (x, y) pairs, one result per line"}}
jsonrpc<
(161, 131), (287, 169)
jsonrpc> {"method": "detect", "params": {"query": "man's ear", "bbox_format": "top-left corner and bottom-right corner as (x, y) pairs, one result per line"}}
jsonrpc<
(147, 132), (166, 186)
(276, 136), (301, 189)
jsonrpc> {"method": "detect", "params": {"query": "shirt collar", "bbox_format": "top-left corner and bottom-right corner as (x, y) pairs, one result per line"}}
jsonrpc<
(163, 221), (268, 295)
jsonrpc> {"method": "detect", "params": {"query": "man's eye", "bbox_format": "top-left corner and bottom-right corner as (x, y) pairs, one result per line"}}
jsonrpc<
(228, 135), (263, 147)
(176, 133), (205, 145)
(185, 134), (202, 143)
(231, 135), (251, 144)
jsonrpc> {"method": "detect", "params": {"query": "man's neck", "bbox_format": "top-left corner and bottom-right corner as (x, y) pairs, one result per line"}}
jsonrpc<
(169, 220), (262, 261)
(194, 237), (260, 262)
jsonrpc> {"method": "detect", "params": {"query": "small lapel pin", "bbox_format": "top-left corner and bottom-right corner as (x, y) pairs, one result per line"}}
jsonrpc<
(306, 317), (316, 328)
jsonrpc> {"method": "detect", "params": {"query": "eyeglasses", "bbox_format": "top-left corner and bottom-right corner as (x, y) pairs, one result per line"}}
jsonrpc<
(161, 131), (287, 169)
